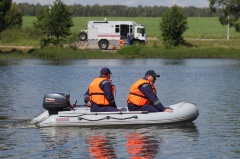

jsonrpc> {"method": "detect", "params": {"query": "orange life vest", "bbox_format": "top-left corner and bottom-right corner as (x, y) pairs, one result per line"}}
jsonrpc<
(127, 79), (156, 106)
(89, 77), (115, 106)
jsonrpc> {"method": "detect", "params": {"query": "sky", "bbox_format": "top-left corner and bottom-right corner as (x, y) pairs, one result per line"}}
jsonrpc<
(12, 0), (210, 8)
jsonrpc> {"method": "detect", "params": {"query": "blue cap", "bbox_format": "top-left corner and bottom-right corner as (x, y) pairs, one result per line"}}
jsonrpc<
(145, 70), (160, 77)
(100, 67), (112, 74)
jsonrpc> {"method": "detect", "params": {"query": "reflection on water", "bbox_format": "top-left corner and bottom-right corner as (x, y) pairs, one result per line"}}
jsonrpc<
(41, 128), (69, 150)
(37, 123), (199, 159)
(163, 59), (186, 65)
(126, 133), (159, 159)
(87, 135), (116, 159)
(40, 128), (74, 159)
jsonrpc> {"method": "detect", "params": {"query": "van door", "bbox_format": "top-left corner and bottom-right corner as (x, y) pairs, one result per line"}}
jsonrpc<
(120, 25), (128, 39)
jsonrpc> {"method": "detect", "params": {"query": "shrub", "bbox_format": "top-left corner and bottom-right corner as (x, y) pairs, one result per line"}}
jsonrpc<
(117, 45), (143, 58)
(160, 5), (188, 48)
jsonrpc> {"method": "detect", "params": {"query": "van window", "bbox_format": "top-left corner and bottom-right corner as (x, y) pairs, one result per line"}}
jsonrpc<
(115, 25), (120, 33)
(129, 25), (133, 33)
(137, 28), (145, 34)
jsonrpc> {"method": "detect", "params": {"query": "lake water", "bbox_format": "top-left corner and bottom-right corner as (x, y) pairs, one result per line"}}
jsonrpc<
(0, 59), (239, 159)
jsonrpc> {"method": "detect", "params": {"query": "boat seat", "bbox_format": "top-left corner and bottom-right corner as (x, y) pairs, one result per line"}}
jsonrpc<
(120, 108), (128, 111)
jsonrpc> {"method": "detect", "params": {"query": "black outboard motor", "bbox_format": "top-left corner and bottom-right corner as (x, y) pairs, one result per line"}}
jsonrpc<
(43, 93), (71, 115)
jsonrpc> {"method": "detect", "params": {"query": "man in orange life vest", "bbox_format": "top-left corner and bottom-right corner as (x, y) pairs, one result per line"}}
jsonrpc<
(127, 70), (173, 112)
(84, 67), (119, 112)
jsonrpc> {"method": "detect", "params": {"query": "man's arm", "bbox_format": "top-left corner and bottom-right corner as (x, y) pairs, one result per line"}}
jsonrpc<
(140, 84), (165, 111)
(84, 89), (91, 106)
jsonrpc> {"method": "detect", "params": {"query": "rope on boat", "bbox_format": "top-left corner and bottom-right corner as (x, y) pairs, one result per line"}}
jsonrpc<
(78, 115), (138, 121)
(109, 115), (138, 120)
(78, 116), (110, 121)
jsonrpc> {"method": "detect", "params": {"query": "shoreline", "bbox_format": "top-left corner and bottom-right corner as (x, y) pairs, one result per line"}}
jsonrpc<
(0, 38), (236, 52)
(1, 38), (240, 59)
(0, 45), (39, 53)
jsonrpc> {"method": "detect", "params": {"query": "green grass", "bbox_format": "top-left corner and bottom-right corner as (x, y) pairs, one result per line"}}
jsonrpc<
(184, 17), (239, 39)
(0, 26), (40, 46)
(22, 16), (240, 39)
(74, 17), (240, 39)
(22, 16), (37, 28)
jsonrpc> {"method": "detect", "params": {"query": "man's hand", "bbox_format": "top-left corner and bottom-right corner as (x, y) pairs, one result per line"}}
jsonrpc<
(87, 101), (92, 107)
(164, 108), (173, 112)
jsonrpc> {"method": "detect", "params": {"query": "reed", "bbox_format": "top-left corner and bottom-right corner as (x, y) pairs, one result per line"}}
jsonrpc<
(0, 51), (34, 59)
(1, 45), (240, 59)
(31, 47), (123, 59)
(113, 44), (240, 59)
(139, 47), (240, 59)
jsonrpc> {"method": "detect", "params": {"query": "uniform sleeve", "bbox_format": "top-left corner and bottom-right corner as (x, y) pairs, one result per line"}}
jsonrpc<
(139, 84), (165, 111)
(100, 80), (117, 106)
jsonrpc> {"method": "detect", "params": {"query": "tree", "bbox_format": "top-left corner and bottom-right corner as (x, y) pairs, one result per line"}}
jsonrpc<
(34, 0), (73, 47)
(0, 0), (12, 32)
(209, 0), (240, 32)
(160, 5), (188, 48)
(0, 1), (22, 32)
(5, 3), (22, 29)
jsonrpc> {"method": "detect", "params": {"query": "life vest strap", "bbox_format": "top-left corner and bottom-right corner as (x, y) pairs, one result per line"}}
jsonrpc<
(89, 92), (104, 96)
(129, 93), (147, 99)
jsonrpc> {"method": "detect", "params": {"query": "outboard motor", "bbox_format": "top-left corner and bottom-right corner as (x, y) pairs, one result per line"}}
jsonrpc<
(43, 93), (71, 115)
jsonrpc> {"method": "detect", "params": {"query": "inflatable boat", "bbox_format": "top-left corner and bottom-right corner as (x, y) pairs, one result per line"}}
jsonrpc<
(32, 93), (199, 128)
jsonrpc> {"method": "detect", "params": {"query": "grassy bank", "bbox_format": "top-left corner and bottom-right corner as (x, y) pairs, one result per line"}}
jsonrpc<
(118, 41), (240, 59)
(1, 39), (240, 59)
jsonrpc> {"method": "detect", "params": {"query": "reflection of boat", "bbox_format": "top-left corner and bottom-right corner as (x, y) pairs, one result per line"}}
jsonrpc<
(32, 93), (199, 128)
(87, 135), (116, 159)
(126, 133), (159, 159)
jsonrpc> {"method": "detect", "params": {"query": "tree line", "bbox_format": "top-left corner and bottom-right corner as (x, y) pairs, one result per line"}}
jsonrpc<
(17, 3), (223, 17)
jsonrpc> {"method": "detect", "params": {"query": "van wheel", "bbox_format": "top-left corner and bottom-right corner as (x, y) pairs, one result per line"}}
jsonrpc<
(78, 32), (87, 41)
(98, 40), (109, 50)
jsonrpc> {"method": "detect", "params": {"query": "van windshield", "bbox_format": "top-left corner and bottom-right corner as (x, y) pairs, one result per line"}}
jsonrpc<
(137, 28), (145, 35)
